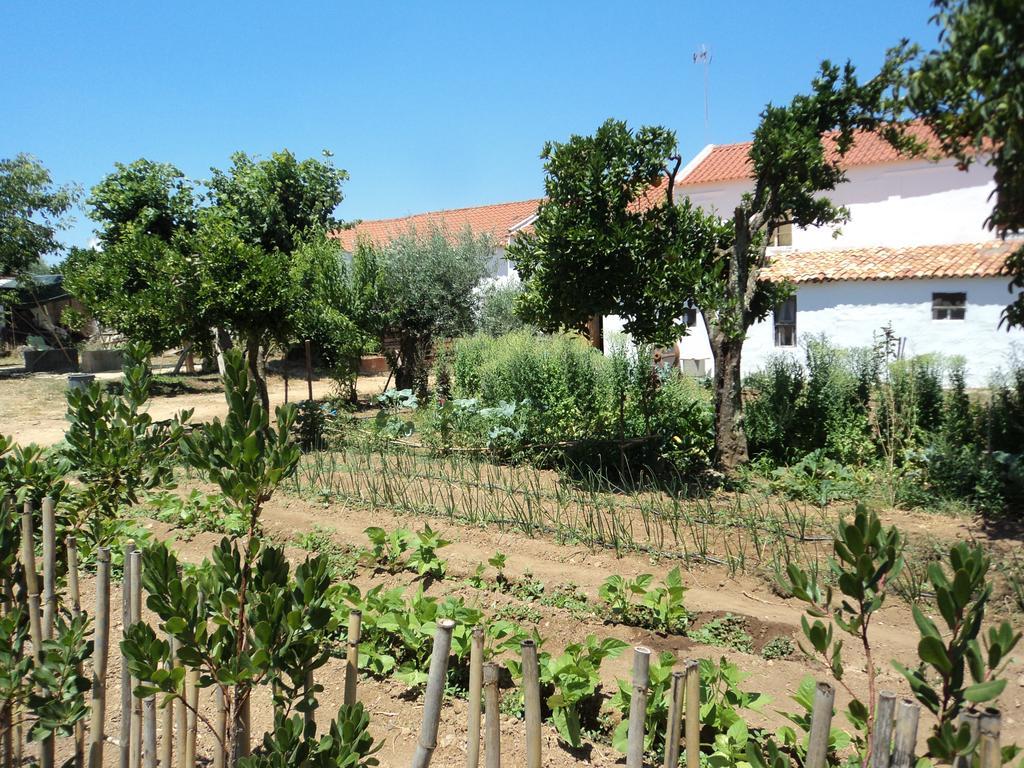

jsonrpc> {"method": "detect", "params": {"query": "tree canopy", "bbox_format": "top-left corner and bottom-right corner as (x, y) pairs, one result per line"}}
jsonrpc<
(0, 154), (79, 276)
(510, 56), (916, 471)
(900, 0), (1024, 326)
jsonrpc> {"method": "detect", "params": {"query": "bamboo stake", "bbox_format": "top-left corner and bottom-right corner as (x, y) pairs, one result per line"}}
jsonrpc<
(806, 682), (835, 768)
(626, 646), (651, 768)
(183, 591), (202, 768)
(521, 639), (541, 768)
(120, 542), (136, 768)
(67, 537), (85, 768)
(466, 626), (484, 768)
(88, 547), (111, 768)
(664, 670), (684, 768)
(954, 710), (981, 768)
(22, 502), (48, 768)
(343, 609), (361, 707)
(213, 687), (227, 768)
(129, 549), (143, 768)
(483, 663), (500, 768)
(684, 660), (700, 768)
(143, 697), (157, 768)
(978, 709), (1001, 768)
(871, 691), (896, 768)
(411, 618), (455, 768)
(41, 498), (56, 639)
(173, 639), (186, 768)
(890, 699), (920, 768)
(161, 635), (174, 768)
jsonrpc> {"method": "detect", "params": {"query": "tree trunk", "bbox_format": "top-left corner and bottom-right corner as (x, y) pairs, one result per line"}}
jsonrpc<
(586, 314), (604, 351)
(245, 337), (271, 414)
(213, 327), (233, 377)
(394, 334), (418, 392)
(710, 330), (748, 473)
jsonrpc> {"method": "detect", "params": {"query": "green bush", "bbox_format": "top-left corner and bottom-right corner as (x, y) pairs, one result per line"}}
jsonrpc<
(475, 278), (527, 336)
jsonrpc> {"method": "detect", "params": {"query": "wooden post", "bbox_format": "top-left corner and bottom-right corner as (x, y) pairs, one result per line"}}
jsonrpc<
(806, 682), (835, 768)
(978, 709), (1001, 768)
(67, 537), (85, 768)
(22, 502), (49, 768)
(871, 691), (896, 768)
(160, 635), (174, 768)
(343, 610), (361, 707)
(411, 618), (455, 768)
(120, 542), (136, 768)
(684, 660), (700, 768)
(129, 550), (143, 768)
(183, 592), (203, 768)
(521, 639), (541, 768)
(483, 663), (501, 768)
(664, 670), (685, 768)
(304, 339), (314, 401)
(88, 547), (111, 768)
(626, 646), (651, 768)
(890, 699), (920, 768)
(953, 710), (981, 768)
(213, 687), (227, 768)
(173, 638), (187, 768)
(41, 498), (56, 638)
(143, 697), (157, 768)
(466, 626), (484, 768)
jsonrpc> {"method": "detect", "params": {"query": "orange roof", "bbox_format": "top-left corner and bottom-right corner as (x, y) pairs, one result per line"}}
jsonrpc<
(332, 198), (541, 251)
(680, 124), (942, 187)
(761, 241), (1018, 284)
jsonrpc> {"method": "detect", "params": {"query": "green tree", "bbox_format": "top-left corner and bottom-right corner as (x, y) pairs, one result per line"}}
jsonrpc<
(510, 57), (915, 471)
(0, 154), (79, 276)
(353, 225), (491, 394)
(899, 0), (1024, 326)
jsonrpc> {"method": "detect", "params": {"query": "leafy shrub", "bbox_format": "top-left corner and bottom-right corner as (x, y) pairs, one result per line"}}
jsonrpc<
(361, 524), (448, 580)
(761, 636), (796, 660)
(598, 567), (689, 634)
(770, 450), (867, 505)
(146, 490), (245, 538)
(687, 614), (754, 654)
(475, 278), (527, 336)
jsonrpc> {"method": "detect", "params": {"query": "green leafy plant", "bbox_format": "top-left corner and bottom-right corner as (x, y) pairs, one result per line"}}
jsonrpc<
(238, 703), (381, 768)
(688, 614), (754, 654)
(291, 526), (358, 581)
(761, 636), (796, 661)
(145, 489), (246, 538)
(361, 526), (410, 573)
(787, 505), (903, 762)
(599, 567), (688, 633)
(893, 542), (1022, 761)
(774, 676), (853, 762)
(508, 634), (627, 748)
(405, 524), (449, 580)
(607, 650), (677, 756)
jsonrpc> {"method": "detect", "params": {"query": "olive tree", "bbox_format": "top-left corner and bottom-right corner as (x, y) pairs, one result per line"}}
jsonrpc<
(510, 58), (915, 472)
(353, 225), (491, 394)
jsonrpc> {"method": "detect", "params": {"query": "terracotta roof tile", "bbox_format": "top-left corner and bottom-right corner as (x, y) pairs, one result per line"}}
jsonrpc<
(331, 198), (541, 251)
(761, 241), (1018, 283)
(680, 124), (942, 186)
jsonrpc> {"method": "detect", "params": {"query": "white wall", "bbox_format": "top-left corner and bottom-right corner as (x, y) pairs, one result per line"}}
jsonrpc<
(742, 277), (1022, 386)
(682, 158), (995, 248)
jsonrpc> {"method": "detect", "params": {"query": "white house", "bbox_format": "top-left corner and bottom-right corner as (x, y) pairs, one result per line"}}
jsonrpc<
(606, 126), (1023, 386)
(336, 127), (1022, 387)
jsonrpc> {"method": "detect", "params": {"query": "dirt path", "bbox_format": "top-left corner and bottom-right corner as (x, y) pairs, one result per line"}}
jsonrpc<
(0, 369), (391, 446)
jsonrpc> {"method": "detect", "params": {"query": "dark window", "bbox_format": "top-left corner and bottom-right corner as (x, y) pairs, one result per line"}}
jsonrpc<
(774, 296), (797, 346)
(771, 222), (793, 247)
(932, 292), (966, 320)
(682, 301), (698, 327)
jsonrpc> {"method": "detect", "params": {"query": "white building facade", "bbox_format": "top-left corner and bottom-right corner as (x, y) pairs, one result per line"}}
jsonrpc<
(610, 135), (1024, 387)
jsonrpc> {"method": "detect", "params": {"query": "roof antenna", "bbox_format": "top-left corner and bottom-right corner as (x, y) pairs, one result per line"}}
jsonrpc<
(693, 44), (711, 144)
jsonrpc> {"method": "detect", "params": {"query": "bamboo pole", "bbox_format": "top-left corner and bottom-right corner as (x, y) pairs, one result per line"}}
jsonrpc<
(953, 710), (981, 768)
(343, 610), (361, 707)
(67, 537), (85, 768)
(871, 691), (896, 768)
(664, 670), (684, 768)
(183, 591), (203, 768)
(521, 639), (541, 768)
(626, 646), (651, 768)
(483, 663), (500, 768)
(143, 697), (157, 768)
(0, 497), (9, 768)
(173, 638), (186, 768)
(466, 626), (484, 768)
(120, 542), (136, 768)
(41, 498), (56, 638)
(411, 618), (455, 768)
(129, 549), (143, 768)
(890, 699), (920, 768)
(978, 709), (1001, 768)
(161, 635), (174, 768)
(806, 682), (835, 768)
(22, 502), (48, 768)
(88, 547), (111, 768)
(213, 688), (227, 768)
(684, 660), (700, 768)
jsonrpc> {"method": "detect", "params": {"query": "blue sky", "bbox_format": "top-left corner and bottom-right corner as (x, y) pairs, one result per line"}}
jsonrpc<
(2, 1), (938, 252)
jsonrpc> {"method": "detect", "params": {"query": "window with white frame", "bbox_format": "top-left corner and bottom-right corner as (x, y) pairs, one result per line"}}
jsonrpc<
(774, 296), (797, 346)
(932, 292), (966, 320)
